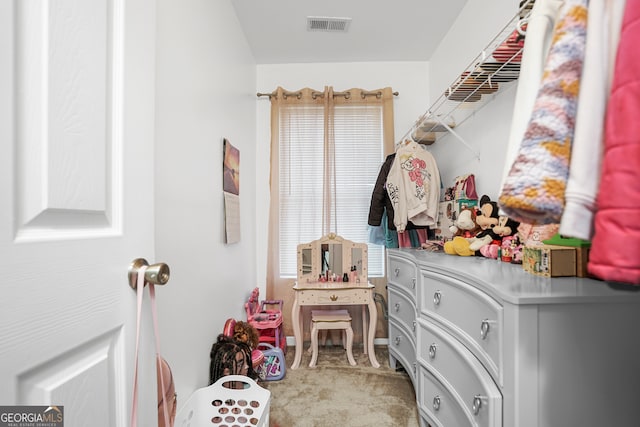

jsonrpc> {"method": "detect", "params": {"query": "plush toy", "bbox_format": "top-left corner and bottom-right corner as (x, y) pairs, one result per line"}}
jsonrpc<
(448, 206), (480, 237)
(444, 207), (481, 256)
(478, 215), (521, 259)
(469, 195), (501, 252)
(503, 234), (524, 264)
(494, 215), (520, 239)
(475, 195), (500, 231)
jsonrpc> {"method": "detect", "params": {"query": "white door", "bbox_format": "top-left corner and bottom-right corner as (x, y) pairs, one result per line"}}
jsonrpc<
(0, 0), (157, 426)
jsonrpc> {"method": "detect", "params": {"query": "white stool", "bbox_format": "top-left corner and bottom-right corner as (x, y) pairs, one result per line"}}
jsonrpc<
(309, 309), (356, 368)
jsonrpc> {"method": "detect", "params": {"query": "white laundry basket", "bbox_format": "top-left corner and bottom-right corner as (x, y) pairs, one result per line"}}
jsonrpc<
(175, 375), (271, 427)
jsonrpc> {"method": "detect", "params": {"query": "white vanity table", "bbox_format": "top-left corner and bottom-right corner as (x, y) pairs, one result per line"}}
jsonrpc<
(387, 248), (640, 427)
(291, 234), (380, 369)
(290, 281), (379, 369)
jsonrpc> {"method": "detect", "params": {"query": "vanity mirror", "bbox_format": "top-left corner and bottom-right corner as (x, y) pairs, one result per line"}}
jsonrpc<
(296, 233), (368, 283)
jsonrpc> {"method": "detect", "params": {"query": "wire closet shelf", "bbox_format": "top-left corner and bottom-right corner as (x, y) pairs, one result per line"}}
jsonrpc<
(403, 0), (535, 155)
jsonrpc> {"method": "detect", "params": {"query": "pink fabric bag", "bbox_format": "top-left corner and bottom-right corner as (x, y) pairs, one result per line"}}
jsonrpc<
(454, 174), (478, 201)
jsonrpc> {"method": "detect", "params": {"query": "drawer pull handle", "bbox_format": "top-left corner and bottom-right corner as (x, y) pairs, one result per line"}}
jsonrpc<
(411, 278), (416, 289)
(413, 362), (417, 375)
(330, 294), (338, 301)
(480, 319), (494, 340)
(394, 302), (401, 312)
(433, 395), (441, 411)
(394, 336), (401, 346)
(472, 395), (485, 415)
(412, 320), (416, 332)
(433, 290), (442, 306)
(428, 343), (437, 359)
(394, 267), (400, 277)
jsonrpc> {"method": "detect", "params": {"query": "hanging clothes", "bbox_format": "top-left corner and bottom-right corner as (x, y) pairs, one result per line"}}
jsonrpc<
(368, 154), (400, 231)
(368, 209), (399, 249)
(588, 0), (640, 285)
(386, 141), (441, 233)
(368, 153), (431, 232)
(498, 0), (588, 224)
(559, 0), (627, 240)
(382, 209), (399, 249)
(499, 0), (564, 202)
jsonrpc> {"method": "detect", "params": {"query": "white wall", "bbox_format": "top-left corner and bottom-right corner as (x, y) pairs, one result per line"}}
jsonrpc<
(255, 62), (430, 290)
(154, 0), (258, 402)
(153, 0), (526, 405)
(427, 0), (520, 200)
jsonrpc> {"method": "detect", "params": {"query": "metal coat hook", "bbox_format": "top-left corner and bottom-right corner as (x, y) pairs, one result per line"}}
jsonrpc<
(128, 258), (171, 290)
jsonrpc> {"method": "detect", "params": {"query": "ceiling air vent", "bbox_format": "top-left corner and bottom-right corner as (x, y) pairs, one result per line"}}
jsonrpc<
(307, 16), (352, 32)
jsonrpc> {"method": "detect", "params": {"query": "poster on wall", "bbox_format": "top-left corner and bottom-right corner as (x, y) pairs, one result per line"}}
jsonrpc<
(223, 138), (240, 244)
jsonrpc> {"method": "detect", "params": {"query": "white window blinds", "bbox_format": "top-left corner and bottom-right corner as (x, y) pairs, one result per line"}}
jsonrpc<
(278, 104), (385, 278)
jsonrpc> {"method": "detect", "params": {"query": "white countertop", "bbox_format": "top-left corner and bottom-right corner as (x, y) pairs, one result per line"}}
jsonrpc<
(389, 248), (640, 305)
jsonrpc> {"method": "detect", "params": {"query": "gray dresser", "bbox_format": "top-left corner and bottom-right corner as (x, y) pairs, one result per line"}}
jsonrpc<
(387, 248), (640, 427)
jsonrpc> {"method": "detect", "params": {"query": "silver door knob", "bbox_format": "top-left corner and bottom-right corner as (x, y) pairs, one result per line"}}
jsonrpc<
(129, 258), (170, 289)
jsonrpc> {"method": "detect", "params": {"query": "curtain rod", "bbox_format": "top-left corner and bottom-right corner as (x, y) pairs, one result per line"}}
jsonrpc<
(257, 90), (399, 99)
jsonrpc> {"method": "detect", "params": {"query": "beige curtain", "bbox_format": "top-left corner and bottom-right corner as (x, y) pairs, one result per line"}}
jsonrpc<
(265, 86), (395, 337)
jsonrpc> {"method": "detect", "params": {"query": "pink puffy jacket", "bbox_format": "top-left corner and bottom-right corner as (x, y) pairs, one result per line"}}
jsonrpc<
(588, 0), (640, 285)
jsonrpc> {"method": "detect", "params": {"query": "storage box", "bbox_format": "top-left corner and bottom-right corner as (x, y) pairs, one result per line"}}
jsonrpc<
(457, 198), (478, 212)
(433, 199), (479, 241)
(434, 201), (456, 240)
(522, 244), (577, 277)
(541, 234), (592, 278)
(575, 246), (591, 278)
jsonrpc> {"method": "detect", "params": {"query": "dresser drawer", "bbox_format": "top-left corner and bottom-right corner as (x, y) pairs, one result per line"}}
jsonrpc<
(420, 270), (502, 383)
(417, 319), (502, 425)
(388, 287), (417, 337)
(388, 255), (418, 297)
(388, 320), (416, 381)
(418, 360), (502, 427)
(418, 366), (472, 427)
(296, 287), (371, 305)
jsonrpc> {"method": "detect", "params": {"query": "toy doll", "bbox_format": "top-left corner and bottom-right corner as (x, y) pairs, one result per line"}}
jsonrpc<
(209, 334), (257, 387)
(443, 207), (481, 256)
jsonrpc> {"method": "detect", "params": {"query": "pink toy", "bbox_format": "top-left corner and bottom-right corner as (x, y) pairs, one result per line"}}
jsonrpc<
(245, 287), (286, 354)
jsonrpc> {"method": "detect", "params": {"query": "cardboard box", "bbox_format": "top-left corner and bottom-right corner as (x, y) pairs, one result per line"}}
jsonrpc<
(541, 234), (592, 278)
(522, 244), (577, 277)
(575, 246), (591, 278)
(433, 199), (479, 241)
(434, 201), (456, 240)
(457, 198), (478, 212)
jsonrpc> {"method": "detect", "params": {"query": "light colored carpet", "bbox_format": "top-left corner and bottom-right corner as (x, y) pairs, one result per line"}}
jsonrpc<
(262, 345), (420, 427)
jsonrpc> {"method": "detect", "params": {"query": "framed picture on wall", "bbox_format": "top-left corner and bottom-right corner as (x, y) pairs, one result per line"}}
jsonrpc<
(223, 138), (240, 195)
(223, 138), (240, 244)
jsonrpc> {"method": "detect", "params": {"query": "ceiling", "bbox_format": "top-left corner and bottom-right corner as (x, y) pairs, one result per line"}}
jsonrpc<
(231, 0), (470, 64)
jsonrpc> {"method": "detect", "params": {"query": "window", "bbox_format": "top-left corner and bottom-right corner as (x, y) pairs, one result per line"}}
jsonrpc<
(267, 86), (395, 285)
(278, 104), (385, 277)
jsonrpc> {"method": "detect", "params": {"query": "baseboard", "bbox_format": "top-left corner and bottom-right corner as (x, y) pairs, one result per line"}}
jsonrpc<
(285, 336), (388, 346)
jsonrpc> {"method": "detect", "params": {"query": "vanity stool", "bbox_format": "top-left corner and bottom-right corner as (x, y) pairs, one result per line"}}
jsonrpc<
(309, 309), (356, 368)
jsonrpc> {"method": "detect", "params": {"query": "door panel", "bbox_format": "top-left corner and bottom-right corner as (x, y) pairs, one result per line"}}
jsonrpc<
(15, 0), (112, 236)
(17, 329), (124, 426)
(1, 0), (156, 425)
